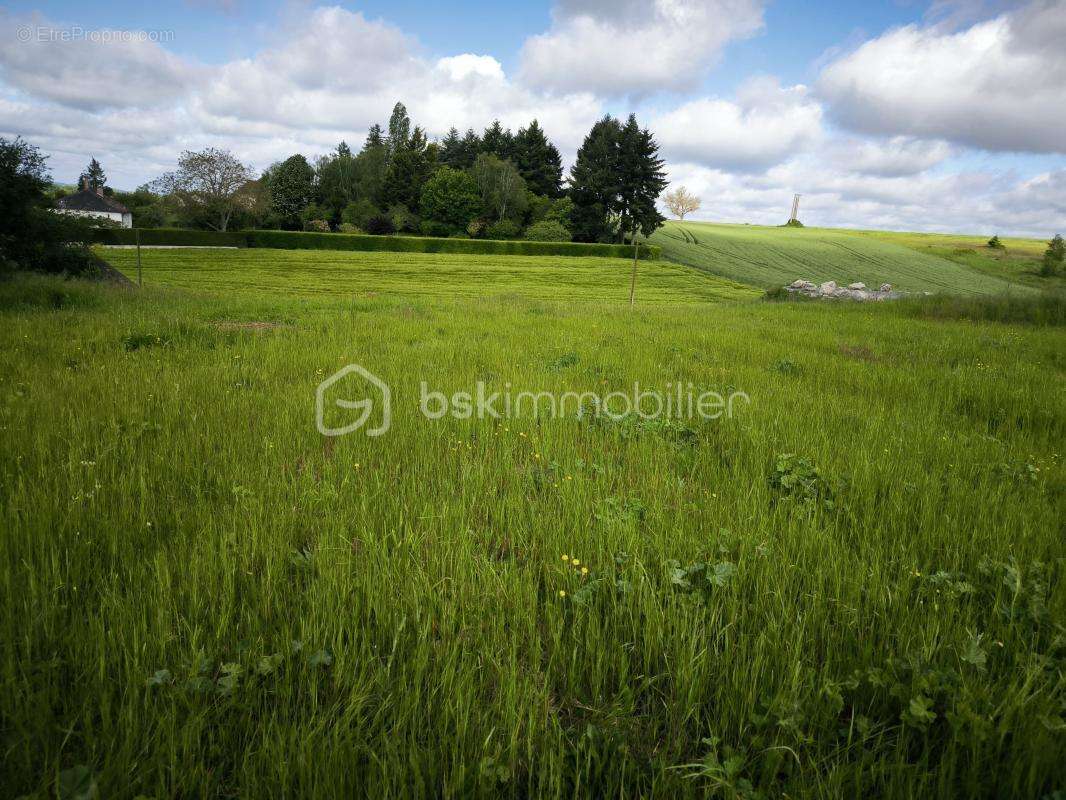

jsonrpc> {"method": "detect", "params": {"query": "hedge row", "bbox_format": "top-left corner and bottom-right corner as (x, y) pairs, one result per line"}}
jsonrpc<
(91, 228), (662, 260)
(91, 228), (249, 247)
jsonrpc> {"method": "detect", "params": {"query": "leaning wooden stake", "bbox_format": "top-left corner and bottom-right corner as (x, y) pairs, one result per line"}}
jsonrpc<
(629, 237), (639, 308)
(135, 228), (143, 288)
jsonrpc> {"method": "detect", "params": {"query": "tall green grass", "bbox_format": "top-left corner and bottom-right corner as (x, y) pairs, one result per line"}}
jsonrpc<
(0, 273), (1063, 798)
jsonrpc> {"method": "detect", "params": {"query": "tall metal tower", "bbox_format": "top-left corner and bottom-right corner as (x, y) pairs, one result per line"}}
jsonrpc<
(789, 194), (801, 223)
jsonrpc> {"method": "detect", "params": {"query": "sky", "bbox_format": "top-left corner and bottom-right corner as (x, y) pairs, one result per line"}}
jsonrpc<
(1, 0), (1064, 237)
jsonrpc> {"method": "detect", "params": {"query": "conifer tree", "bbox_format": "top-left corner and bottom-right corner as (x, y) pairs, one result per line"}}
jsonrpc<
(514, 120), (563, 198)
(567, 116), (622, 243)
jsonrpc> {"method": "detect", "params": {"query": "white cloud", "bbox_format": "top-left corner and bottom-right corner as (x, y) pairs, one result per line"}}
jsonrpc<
(818, 0), (1066, 153)
(0, 11), (202, 111)
(520, 0), (764, 96)
(0, 6), (602, 185)
(664, 155), (1066, 238)
(823, 136), (954, 177)
(652, 78), (823, 171)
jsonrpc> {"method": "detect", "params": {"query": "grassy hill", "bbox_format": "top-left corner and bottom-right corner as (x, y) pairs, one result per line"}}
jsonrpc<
(99, 247), (760, 304)
(651, 221), (1033, 295)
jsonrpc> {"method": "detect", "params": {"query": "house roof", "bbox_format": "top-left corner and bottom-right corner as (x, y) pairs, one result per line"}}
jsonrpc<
(56, 189), (130, 215)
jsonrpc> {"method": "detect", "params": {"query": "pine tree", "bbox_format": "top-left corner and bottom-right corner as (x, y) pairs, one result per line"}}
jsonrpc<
(79, 157), (107, 190)
(457, 129), (483, 169)
(380, 128), (433, 212)
(336, 141), (352, 158)
(439, 128), (463, 168)
(363, 125), (385, 152)
(616, 114), (666, 242)
(514, 120), (563, 198)
(568, 116), (622, 243)
(481, 120), (515, 161)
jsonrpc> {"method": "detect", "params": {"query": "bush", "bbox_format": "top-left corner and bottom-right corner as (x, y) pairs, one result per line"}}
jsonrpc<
(1040, 234), (1063, 277)
(90, 228), (247, 247)
(337, 223), (362, 234)
(303, 219), (330, 233)
(524, 220), (571, 242)
(389, 205), (420, 234)
(420, 220), (456, 238)
(341, 199), (379, 230)
(987, 235), (1003, 249)
(365, 215), (396, 236)
(240, 229), (662, 259)
(484, 219), (523, 240)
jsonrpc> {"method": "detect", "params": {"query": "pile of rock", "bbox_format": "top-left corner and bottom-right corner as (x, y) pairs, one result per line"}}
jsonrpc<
(785, 280), (904, 301)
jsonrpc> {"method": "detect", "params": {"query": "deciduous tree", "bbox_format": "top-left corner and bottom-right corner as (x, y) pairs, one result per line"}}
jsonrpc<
(663, 186), (700, 220)
(151, 147), (254, 232)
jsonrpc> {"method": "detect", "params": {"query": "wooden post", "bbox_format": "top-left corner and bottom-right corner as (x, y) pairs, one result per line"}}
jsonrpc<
(135, 228), (142, 288)
(629, 235), (639, 309)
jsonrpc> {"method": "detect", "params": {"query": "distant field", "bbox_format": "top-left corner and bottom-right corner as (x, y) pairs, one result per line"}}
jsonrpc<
(651, 221), (1032, 295)
(99, 247), (759, 304)
(847, 228), (1062, 290)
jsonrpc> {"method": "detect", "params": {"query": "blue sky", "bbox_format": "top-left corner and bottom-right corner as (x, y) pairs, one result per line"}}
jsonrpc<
(1, 0), (1064, 235)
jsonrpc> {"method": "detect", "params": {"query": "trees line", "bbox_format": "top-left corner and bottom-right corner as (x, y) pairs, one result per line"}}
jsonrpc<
(45, 103), (669, 246)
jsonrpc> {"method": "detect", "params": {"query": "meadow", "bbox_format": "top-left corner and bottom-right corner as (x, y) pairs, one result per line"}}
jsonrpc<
(98, 247), (758, 304)
(0, 249), (1064, 798)
(651, 221), (1040, 295)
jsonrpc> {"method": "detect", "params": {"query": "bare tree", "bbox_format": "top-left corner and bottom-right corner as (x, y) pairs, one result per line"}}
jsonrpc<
(663, 186), (700, 221)
(151, 148), (254, 232)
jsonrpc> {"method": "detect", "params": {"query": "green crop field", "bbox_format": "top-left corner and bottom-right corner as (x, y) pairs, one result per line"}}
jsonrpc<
(1, 255), (1064, 798)
(97, 247), (760, 304)
(651, 221), (1036, 295)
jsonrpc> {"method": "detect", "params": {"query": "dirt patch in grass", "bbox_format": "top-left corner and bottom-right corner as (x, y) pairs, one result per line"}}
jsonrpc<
(838, 343), (879, 362)
(214, 320), (288, 331)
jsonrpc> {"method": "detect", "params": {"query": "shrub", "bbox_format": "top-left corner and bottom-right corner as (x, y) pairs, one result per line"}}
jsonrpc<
(524, 220), (571, 242)
(1040, 234), (1063, 277)
(337, 223), (362, 234)
(389, 205), (420, 234)
(420, 220), (456, 238)
(90, 228), (247, 247)
(240, 229), (662, 259)
(484, 219), (522, 240)
(987, 235), (1003, 249)
(420, 167), (481, 230)
(341, 199), (379, 230)
(303, 219), (330, 233)
(365, 215), (396, 236)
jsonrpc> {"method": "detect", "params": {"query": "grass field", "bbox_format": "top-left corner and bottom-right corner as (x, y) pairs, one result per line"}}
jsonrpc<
(1, 262), (1064, 798)
(651, 221), (1037, 295)
(97, 247), (759, 304)
(849, 228), (1062, 291)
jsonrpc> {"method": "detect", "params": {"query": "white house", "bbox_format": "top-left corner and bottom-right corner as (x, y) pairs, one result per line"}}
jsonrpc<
(55, 179), (132, 228)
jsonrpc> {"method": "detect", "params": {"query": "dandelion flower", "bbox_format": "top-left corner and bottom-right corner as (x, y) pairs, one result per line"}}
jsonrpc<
(571, 558), (580, 566)
(581, 567), (589, 576)
(558, 590), (566, 597)
(561, 554), (569, 561)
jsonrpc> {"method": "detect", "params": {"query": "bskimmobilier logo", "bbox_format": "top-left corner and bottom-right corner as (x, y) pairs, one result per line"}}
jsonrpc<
(316, 364), (749, 437)
(315, 364), (392, 437)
